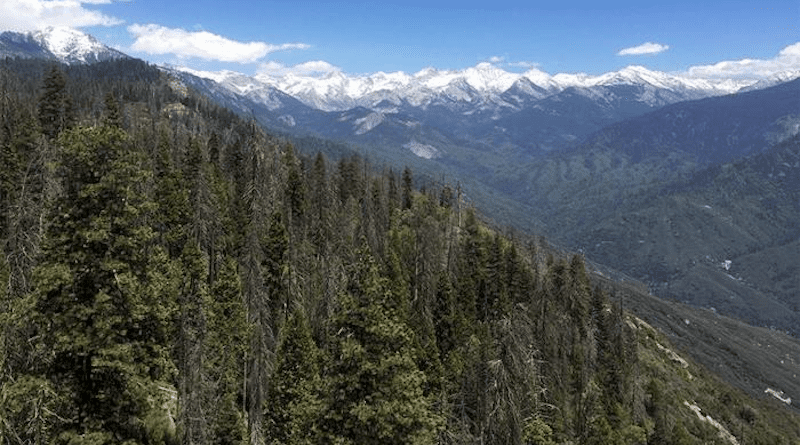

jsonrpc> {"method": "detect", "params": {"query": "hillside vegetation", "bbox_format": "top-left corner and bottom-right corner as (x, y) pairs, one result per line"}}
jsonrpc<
(0, 58), (798, 444)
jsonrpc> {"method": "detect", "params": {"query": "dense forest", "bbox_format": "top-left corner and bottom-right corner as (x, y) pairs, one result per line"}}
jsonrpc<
(0, 58), (798, 444)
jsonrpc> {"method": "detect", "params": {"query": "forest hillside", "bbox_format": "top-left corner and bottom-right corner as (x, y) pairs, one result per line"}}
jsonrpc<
(0, 58), (798, 444)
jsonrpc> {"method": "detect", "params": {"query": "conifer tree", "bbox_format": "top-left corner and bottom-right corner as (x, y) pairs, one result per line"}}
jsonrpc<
(263, 210), (289, 325)
(153, 127), (190, 257)
(30, 124), (177, 443)
(266, 307), (323, 445)
(322, 248), (442, 444)
(176, 241), (210, 445)
(282, 145), (307, 227)
(207, 255), (249, 445)
(308, 152), (331, 249)
(103, 92), (122, 129)
(38, 65), (74, 140)
(402, 166), (413, 210)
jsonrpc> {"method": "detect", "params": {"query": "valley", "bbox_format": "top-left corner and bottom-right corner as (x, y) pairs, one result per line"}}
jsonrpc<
(184, 63), (800, 337)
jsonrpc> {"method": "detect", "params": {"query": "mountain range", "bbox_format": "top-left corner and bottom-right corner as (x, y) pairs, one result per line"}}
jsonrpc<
(169, 39), (800, 337)
(168, 57), (799, 176)
(3, 26), (800, 410)
(182, 61), (760, 112)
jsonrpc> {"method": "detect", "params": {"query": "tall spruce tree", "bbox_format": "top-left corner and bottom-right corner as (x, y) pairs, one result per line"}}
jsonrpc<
(266, 307), (323, 445)
(30, 125), (177, 444)
(322, 248), (442, 444)
(38, 65), (74, 140)
(207, 255), (249, 445)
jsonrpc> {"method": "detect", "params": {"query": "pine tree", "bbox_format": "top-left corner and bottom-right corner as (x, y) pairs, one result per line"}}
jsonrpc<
(207, 255), (249, 445)
(103, 92), (122, 129)
(402, 166), (413, 210)
(29, 125), (177, 443)
(263, 210), (289, 325)
(153, 127), (191, 257)
(38, 65), (74, 140)
(266, 307), (323, 445)
(282, 144), (307, 227)
(308, 152), (331, 248)
(322, 248), (442, 444)
(176, 241), (210, 445)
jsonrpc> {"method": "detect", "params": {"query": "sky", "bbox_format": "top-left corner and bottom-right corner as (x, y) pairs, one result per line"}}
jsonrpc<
(1, 0), (799, 79)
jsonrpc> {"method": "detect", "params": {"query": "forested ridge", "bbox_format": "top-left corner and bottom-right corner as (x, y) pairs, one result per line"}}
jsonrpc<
(0, 58), (798, 444)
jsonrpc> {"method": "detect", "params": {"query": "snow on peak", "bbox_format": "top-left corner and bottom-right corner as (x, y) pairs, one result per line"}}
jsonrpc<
(33, 26), (119, 64)
(463, 62), (520, 93)
(178, 58), (793, 112)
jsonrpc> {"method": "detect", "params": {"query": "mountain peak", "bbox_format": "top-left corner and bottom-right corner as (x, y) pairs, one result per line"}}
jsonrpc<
(0, 26), (128, 65)
(463, 62), (519, 93)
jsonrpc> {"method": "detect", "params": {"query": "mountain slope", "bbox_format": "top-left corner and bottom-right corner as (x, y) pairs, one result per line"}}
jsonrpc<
(573, 135), (800, 335)
(2, 55), (799, 444)
(511, 79), (800, 228)
(581, 78), (800, 165)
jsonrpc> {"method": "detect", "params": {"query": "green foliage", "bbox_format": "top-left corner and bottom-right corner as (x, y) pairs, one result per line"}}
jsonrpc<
(266, 307), (323, 445)
(30, 125), (176, 443)
(0, 58), (798, 445)
(283, 144), (308, 224)
(402, 166), (413, 210)
(0, 375), (65, 444)
(38, 65), (74, 139)
(103, 92), (122, 129)
(207, 256), (248, 445)
(323, 249), (442, 444)
(522, 417), (555, 445)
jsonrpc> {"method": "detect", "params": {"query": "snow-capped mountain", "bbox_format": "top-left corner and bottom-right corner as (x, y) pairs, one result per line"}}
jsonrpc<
(176, 67), (299, 112)
(246, 62), (523, 111)
(225, 62), (764, 112)
(170, 59), (800, 164)
(0, 27), (128, 65)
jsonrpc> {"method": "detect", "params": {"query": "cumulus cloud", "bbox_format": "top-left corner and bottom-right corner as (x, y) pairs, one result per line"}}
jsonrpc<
(0, 0), (123, 31)
(487, 56), (505, 64)
(128, 24), (310, 63)
(257, 60), (341, 77)
(686, 42), (800, 79)
(617, 42), (670, 56)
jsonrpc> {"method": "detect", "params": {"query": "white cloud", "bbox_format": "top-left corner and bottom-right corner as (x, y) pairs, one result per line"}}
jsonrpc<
(618, 42), (670, 56)
(483, 57), (540, 72)
(128, 24), (310, 63)
(258, 60), (341, 77)
(686, 42), (800, 79)
(0, 0), (122, 31)
(508, 61), (539, 69)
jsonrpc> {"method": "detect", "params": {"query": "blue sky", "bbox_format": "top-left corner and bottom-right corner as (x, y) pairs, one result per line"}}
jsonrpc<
(1, 0), (798, 78)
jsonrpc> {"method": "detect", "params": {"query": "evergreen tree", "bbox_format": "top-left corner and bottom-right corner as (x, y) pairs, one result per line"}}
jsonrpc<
(322, 248), (442, 444)
(153, 127), (191, 257)
(103, 92), (122, 129)
(29, 125), (177, 443)
(207, 255), (249, 445)
(266, 307), (323, 445)
(282, 145), (307, 227)
(176, 241), (210, 445)
(263, 210), (289, 325)
(308, 152), (331, 248)
(402, 166), (413, 210)
(38, 65), (74, 140)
